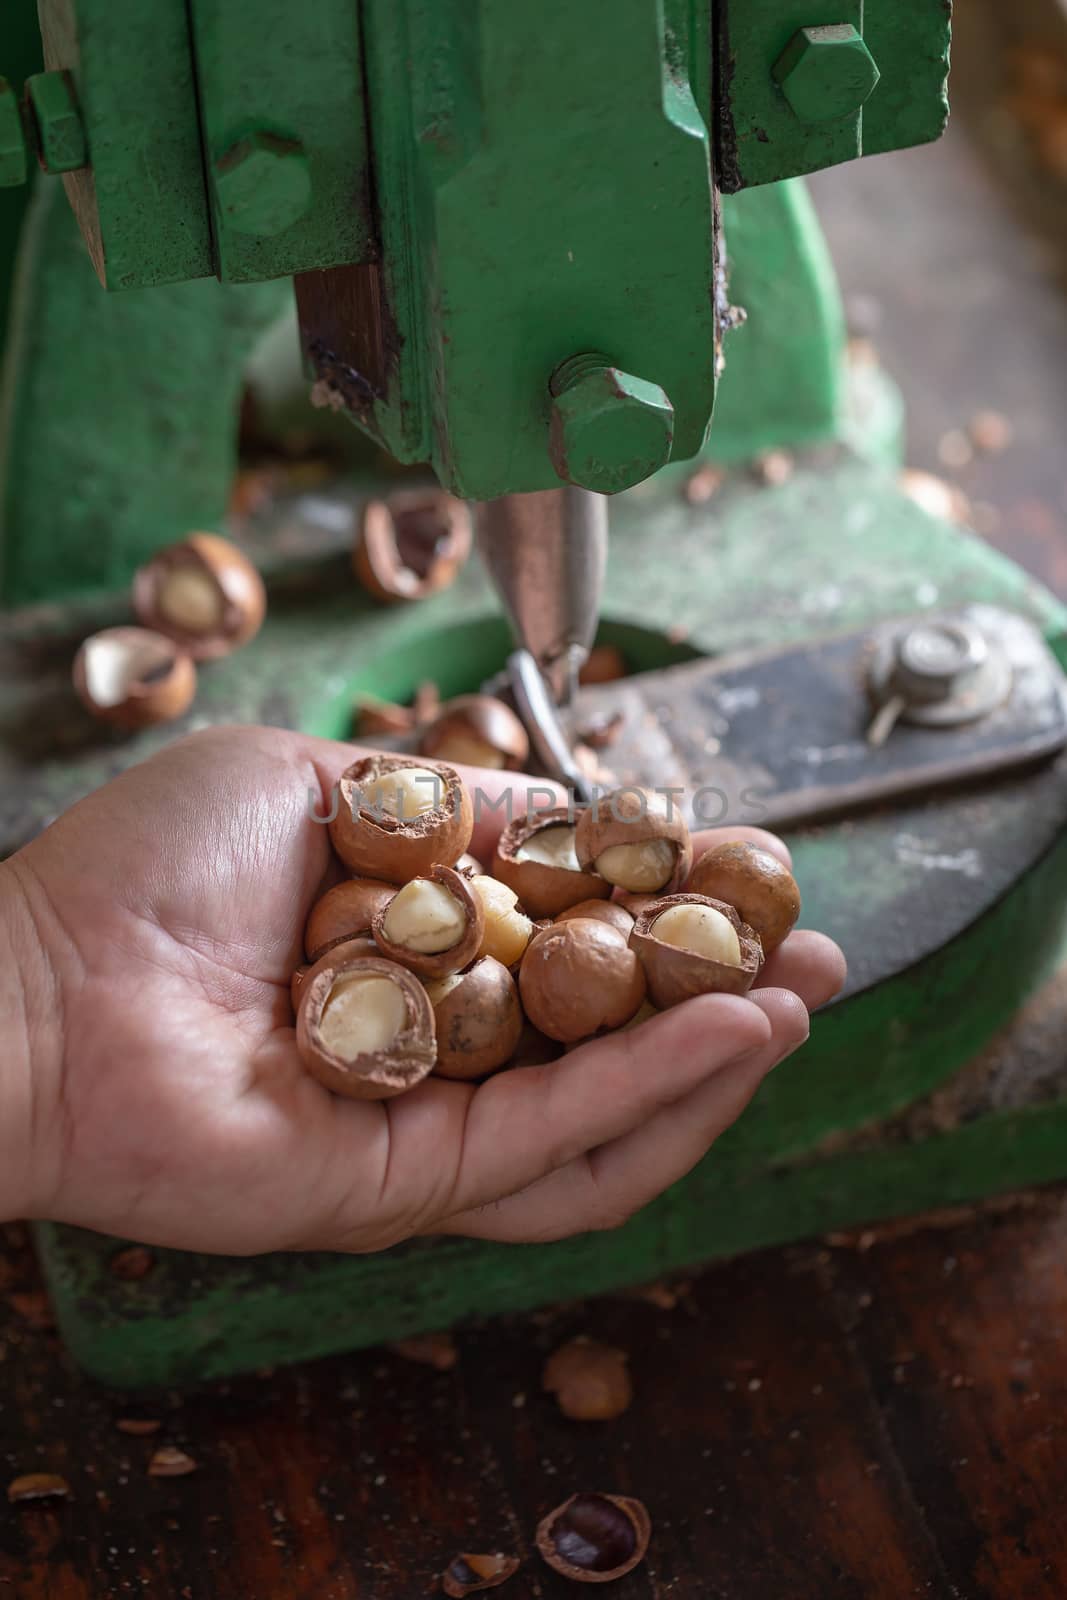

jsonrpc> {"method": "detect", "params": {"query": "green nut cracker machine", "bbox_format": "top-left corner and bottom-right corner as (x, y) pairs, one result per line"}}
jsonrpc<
(4, 0), (1067, 1388)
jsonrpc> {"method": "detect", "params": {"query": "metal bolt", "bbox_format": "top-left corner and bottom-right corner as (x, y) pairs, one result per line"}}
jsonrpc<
(25, 71), (88, 175)
(548, 355), (674, 495)
(0, 78), (29, 187)
(773, 25), (880, 125)
(214, 131), (312, 238)
(893, 620), (988, 705)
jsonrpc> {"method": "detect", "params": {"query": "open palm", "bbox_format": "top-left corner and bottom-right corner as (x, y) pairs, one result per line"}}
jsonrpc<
(7, 727), (844, 1253)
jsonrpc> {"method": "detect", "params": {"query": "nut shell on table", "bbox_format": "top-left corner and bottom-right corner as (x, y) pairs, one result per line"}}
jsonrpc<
(132, 532), (266, 661)
(536, 1492), (651, 1583)
(418, 694), (529, 771)
(354, 491), (471, 604)
(630, 894), (763, 1010)
(494, 808), (610, 919)
(329, 755), (473, 880)
(305, 878), (397, 961)
(296, 950), (436, 1100)
(519, 919), (646, 1043)
(686, 840), (800, 954)
(441, 1552), (520, 1596)
(372, 865), (484, 980)
(543, 1338), (633, 1421)
(73, 626), (197, 731)
(426, 957), (523, 1080)
(575, 788), (692, 894)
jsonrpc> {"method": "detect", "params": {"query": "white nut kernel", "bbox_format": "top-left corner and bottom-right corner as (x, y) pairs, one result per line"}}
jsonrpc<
(362, 766), (445, 821)
(595, 838), (676, 892)
(157, 567), (225, 634)
(470, 874), (534, 966)
(652, 904), (741, 966)
(382, 878), (466, 953)
(319, 974), (407, 1059)
(516, 824), (580, 872)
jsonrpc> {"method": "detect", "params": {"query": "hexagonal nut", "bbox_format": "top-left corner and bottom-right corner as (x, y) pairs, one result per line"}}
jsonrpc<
(773, 24), (880, 126)
(0, 78), (28, 188)
(549, 367), (674, 495)
(214, 132), (312, 238)
(25, 71), (87, 175)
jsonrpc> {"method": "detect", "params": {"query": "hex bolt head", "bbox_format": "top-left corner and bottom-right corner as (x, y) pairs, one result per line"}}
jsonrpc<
(25, 71), (87, 175)
(773, 24), (880, 125)
(548, 359), (675, 495)
(0, 78), (29, 187)
(214, 131), (312, 238)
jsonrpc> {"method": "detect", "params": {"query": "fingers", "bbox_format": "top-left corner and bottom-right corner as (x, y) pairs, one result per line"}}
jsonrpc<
(434, 988), (809, 1243)
(757, 929), (846, 1011)
(430, 993), (773, 1221)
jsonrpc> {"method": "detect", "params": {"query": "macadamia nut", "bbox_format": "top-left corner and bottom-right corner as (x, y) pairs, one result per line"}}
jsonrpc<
(470, 874), (534, 966)
(430, 732), (507, 769)
(595, 837), (677, 893)
(516, 824), (581, 872)
(156, 566), (226, 634)
(319, 974), (407, 1059)
(652, 903), (741, 966)
(382, 879), (466, 953)
(362, 765), (445, 821)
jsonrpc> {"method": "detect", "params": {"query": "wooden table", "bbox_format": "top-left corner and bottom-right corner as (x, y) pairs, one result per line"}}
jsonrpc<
(6, 4), (1067, 1595)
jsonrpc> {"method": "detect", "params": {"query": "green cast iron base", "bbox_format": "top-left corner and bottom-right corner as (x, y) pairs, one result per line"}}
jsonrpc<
(10, 447), (1067, 1386)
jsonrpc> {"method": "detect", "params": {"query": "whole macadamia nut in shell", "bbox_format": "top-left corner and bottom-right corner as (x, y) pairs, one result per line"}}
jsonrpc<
(519, 919), (646, 1043)
(686, 840), (800, 954)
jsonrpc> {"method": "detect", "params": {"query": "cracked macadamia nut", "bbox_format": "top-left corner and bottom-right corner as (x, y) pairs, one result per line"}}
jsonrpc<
(441, 1552), (520, 1596)
(132, 532), (266, 660)
(536, 1493), (651, 1583)
(543, 1338), (633, 1421)
(418, 694), (529, 771)
(354, 491), (471, 604)
(330, 755), (473, 880)
(304, 878), (396, 961)
(494, 808), (610, 919)
(73, 626), (197, 730)
(425, 957), (523, 1080)
(519, 919), (646, 1043)
(296, 950), (435, 1099)
(469, 874), (534, 968)
(687, 839), (801, 954)
(373, 866), (483, 978)
(631, 894), (763, 1010)
(575, 789), (691, 894)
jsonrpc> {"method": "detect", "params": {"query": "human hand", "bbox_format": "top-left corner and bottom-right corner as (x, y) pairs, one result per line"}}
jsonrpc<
(1, 726), (844, 1252)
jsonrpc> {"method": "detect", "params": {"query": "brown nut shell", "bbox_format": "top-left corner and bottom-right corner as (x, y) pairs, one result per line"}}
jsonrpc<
(305, 878), (397, 962)
(630, 894), (763, 1010)
(555, 899), (634, 938)
(575, 789), (692, 893)
(494, 808), (610, 919)
(536, 1492), (651, 1584)
(508, 1019), (566, 1067)
(418, 694), (529, 771)
(132, 532), (266, 661)
(542, 1338), (633, 1421)
(296, 951), (436, 1100)
(441, 1552), (520, 1596)
(372, 865), (484, 979)
(329, 755), (474, 880)
(686, 840), (801, 955)
(519, 919), (646, 1043)
(429, 957), (524, 1080)
(354, 491), (471, 604)
(73, 626), (197, 731)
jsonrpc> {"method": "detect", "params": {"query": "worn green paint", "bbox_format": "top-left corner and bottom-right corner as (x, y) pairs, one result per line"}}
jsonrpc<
(189, 0), (373, 283)
(355, 0), (718, 496)
(36, 0), (213, 289)
(717, 0), (951, 191)
(548, 360), (676, 494)
(0, 181), (287, 605)
(0, 3), (41, 342)
(24, 69), (86, 174)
